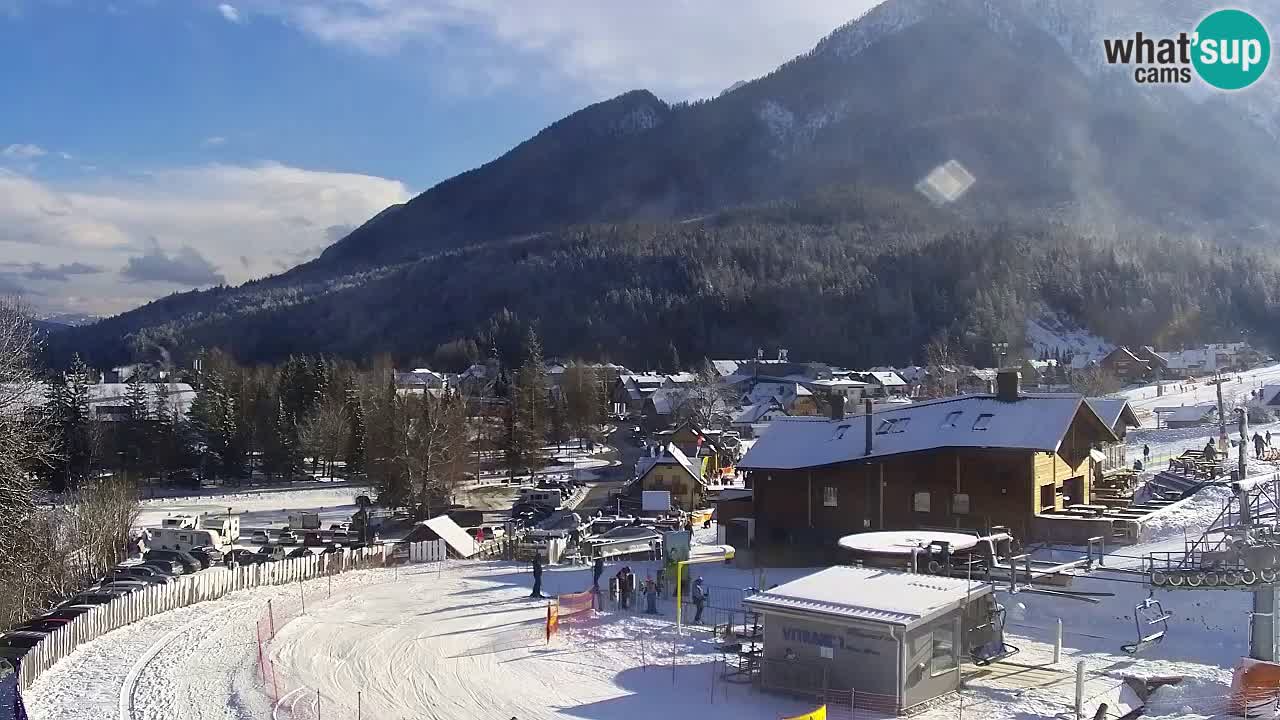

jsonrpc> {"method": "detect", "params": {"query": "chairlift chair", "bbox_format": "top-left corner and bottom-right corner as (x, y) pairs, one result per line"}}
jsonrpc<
(969, 603), (1020, 666)
(1122, 597), (1172, 655)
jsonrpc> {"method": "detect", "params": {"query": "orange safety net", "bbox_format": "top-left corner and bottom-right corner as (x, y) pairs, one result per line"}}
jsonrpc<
(1232, 657), (1280, 715)
(557, 590), (594, 617)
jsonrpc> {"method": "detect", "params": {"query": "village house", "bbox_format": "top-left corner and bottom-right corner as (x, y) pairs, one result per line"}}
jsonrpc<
(737, 370), (1116, 563)
(393, 368), (449, 396)
(1097, 346), (1153, 384)
(956, 368), (996, 394)
(851, 370), (909, 399)
(731, 398), (789, 438)
(1153, 404), (1217, 429)
(612, 373), (666, 416)
(742, 380), (817, 415)
(636, 443), (706, 511)
(653, 421), (731, 478)
(1084, 397), (1141, 477)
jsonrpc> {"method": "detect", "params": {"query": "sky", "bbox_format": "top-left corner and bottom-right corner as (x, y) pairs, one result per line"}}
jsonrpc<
(0, 0), (878, 318)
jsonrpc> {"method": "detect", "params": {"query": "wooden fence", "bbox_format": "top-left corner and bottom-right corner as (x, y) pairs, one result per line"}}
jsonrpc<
(15, 542), (445, 690)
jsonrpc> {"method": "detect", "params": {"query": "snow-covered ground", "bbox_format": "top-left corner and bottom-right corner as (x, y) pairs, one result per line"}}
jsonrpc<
(1025, 315), (1113, 362)
(135, 485), (368, 535)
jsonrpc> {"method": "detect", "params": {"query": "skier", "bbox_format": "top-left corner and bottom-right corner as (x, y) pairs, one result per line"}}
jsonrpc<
(592, 556), (605, 592)
(530, 554), (545, 598)
(1255, 432), (1266, 459)
(692, 576), (707, 624)
(1142, 444), (1150, 466)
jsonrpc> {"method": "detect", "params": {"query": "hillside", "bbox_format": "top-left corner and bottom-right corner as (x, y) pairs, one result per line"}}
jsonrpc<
(48, 0), (1280, 368)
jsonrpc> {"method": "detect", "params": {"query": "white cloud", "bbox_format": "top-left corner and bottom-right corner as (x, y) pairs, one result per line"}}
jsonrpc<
(218, 3), (241, 23)
(244, 1), (879, 99)
(0, 163), (411, 315)
(57, 151), (73, 160)
(2, 143), (47, 160)
(202, 135), (228, 147)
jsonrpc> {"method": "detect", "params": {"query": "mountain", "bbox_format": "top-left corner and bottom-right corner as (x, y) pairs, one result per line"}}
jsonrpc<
(49, 0), (1280, 369)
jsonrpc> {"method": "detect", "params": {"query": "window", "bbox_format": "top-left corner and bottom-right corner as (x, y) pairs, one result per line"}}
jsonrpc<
(952, 493), (970, 515)
(930, 625), (958, 675)
(972, 413), (994, 430)
(914, 491), (931, 513)
(876, 417), (911, 434)
(832, 424), (850, 440)
(876, 419), (894, 434)
(819, 645), (834, 659)
(824, 486), (837, 507)
(942, 410), (963, 428)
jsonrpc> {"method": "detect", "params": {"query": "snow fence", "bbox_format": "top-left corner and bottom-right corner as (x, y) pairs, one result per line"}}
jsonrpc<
(16, 540), (445, 691)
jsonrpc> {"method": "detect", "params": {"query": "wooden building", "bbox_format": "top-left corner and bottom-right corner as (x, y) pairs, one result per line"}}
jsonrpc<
(636, 443), (706, 511)
(737, 370), (1116, 563)
(1098, 347), (1154, 383)
(1085, 397), (1141, 476)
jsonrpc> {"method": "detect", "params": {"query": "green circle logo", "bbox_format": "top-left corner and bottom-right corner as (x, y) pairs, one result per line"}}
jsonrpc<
(1192, 9), (1270, 90)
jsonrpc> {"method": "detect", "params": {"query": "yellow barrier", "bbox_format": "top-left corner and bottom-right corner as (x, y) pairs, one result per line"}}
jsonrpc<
(782, 704), (826, 720)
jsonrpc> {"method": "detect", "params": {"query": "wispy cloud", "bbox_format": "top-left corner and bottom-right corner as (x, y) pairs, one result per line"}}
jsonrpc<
(2, 143), (47, 160)
(58, 151), (73, 160)
(202, 135), (228, 147)
(0, 162), (411, 314)
(242, 1), (877, 99)
(218, 3), (241, 23)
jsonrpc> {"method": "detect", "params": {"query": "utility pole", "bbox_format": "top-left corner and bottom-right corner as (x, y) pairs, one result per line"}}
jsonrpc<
(1217, 373), (1229, 454)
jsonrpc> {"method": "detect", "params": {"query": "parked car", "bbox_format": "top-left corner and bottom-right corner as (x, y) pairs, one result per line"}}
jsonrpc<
(111, 565), (172, 583)
(144, 549), (201, 574)
(57, 592), (118, 608)
(105, 570), (167, 586)
(0, 644), (33, 668)
(95, 581), (147, 595)
(38, 605), (98, 622)
(286, 547), (312, 559)
(251, 530), (270, 544)
(303, 532), (325, 548)
(322, 544), (345, 555)
(226, 548), (265, 565)
(16, 618), (73, 633)
(256, 546), (284, 562)
(277, 530), (299, 546)
(329, 522), (352, 532)
(331, 529), (349, 542)
(139, 559), (184, 576)
(0, 630), (50, 649)
(187, 545), (224, 568)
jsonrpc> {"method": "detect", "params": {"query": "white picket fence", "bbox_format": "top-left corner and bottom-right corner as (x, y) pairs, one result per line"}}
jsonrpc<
(15, 542), (447, 690)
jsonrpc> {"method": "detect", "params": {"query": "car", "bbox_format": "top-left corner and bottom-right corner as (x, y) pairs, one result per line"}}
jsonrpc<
(188, 545), (224, 568)
(104, 570), (168, 586)
(256, 546), (284, 562)
(251, 530), (270, 544)
(285, 547), (312, 559)
(331, 529), (349, 542)
(226, 548), (265, 565)
(16, 618), (73, 633)
(144, 549), (201, 574)
(322, 544), (345, 555)
(94, 581), (147, 595)
(38, 605), (99, 622)
(0, 644), (34, 670)
(110, 565), (171, 583)
(303, 532), (325, 547)
(139, 559), (184, 577)
(277, 530), (299, 545)
(329, 522), (352, 532)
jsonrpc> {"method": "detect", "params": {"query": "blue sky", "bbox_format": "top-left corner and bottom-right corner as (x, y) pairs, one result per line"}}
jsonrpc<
(0, 0), (874, 316)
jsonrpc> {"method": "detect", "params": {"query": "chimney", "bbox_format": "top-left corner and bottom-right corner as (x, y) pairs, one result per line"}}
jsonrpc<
(830, 393), (845, 421)
(864, 399), (874, 456)
(997, 368), (1021, 402)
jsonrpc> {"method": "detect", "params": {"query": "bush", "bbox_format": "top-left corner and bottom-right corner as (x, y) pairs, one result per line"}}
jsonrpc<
(1248, 406), (1274, 424)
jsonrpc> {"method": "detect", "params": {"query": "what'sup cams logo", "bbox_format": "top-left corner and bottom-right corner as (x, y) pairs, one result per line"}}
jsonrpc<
(1103, 9), (1270, 90)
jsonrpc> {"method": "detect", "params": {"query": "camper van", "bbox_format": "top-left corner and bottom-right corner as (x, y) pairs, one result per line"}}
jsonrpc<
(517, 487), (564, 510)
(147, 526), (232, 553)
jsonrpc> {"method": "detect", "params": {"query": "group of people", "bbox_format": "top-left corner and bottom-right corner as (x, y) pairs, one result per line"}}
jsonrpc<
(1252, 431), (1275, 459)
(543, 555), (708, 622)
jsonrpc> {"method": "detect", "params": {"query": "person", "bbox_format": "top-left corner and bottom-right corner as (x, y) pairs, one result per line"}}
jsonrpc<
(644, 577), (659, 614)
(692, 576), (707, 624)
(618, 567), (632, 609)
(1143, 444), (1150, 465)
(1204, 440), (1218, 463)
(592, 556), (605, 592)
(1268, 431), (1273, 448)
(648, 540), (658, 561)
(655, 566), (667, 596)
(702, 514), (712, 530)
(1256, 432), (1266, 459)
(530, 554), (544, 598)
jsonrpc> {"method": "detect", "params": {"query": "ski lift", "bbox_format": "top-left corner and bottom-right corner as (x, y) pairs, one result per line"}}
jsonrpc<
(1121, 596), (1172, 655)
(969, 602), (1019, 666)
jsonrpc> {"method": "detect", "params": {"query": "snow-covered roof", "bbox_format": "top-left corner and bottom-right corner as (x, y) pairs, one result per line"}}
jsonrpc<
(639, 443), (704, 485)
(647, 388), (689, 415)
(744, 566), (992, 628)
(1155, 404), (1217, 423)
(711, 360), (741, 377)
(807, 378), (870, 389)
(664, 372), (697, 385)
(1262, 385), (1280, 406)
(738, 393), (1112, 471)
(1085, 398), (1139, 431)
(733, 400), (787, 424)
(859, 371), (907, 387)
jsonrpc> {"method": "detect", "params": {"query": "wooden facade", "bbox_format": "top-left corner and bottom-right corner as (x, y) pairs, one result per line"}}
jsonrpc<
(749, 411), (1106, 563)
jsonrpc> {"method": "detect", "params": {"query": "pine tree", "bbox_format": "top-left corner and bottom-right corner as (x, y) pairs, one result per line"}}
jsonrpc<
(505, 330), (548, 478)
(342, 376), (366, 475)
(122, 375), (154, 480)
(43, 356), (97, 492)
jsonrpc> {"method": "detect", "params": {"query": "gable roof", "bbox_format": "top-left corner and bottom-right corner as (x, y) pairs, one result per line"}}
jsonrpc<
(639, 443), (705, 485)
(1263, 385), (1280, 406)
(710, 360), (741, 377)
(647, 387), (690, 415)
(738, 392), (1114, 471)
(1155, 404), (1217, 423)
(733, 399), (787, 424)
(1085, 397), (1140, 431)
